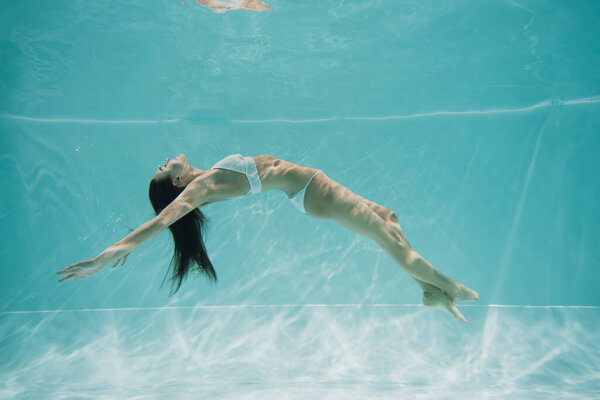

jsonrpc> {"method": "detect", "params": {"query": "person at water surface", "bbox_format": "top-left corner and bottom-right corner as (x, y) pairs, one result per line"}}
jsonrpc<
(57, 154), (479, 322)
(191, 0), (271, 12)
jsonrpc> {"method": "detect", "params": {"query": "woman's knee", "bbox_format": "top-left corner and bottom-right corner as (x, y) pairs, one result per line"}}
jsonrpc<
(376, 223), (411, 252)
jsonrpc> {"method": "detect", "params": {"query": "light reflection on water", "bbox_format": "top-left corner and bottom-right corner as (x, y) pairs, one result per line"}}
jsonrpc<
(1, 306), (598, 399)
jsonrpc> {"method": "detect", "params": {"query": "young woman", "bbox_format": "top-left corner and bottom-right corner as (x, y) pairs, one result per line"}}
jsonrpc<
(57, 154), (479, 322)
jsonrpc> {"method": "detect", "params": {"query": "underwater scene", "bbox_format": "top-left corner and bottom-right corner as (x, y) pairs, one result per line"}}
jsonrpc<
(1, 0), (599, 398)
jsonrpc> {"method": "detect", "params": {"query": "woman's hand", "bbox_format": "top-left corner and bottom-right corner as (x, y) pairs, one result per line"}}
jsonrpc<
(56, 245), (131, 282)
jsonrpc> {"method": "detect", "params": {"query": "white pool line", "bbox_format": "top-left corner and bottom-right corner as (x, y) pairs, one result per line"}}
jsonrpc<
(343, 102), (552, 121)
(1, 304), (598, 315)
(232, 117), (338, 124)
(0, 115), (180, 124)
(232, 95), (600, 124)
(2, 96), (598, 126)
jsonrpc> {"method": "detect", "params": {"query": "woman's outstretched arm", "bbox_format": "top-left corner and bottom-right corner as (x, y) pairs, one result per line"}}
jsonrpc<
(56, 176), (213, 282)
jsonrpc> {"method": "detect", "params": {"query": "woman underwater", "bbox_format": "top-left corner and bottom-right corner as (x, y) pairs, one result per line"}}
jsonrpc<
(57, 154), (479, 322)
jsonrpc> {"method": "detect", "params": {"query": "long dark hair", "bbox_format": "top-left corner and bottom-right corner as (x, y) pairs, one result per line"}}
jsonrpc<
(148, 175), (216, 294)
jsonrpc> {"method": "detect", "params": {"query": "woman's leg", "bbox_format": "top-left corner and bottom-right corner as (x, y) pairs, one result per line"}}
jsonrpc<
(306, 179), (478, 305)
(357, 197), (474, 322)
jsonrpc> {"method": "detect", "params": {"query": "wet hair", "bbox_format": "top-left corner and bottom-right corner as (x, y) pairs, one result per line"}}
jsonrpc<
(148, 175), (216, 294)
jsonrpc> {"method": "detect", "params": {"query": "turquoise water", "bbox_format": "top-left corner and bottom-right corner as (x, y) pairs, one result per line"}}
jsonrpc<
(1, 0), (599, 398)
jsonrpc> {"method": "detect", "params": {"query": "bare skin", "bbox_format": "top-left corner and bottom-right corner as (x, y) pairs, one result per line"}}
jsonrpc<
(194, 0), (271, 12)
(57, 154), (478, 322)
(255, 155), (479, 322)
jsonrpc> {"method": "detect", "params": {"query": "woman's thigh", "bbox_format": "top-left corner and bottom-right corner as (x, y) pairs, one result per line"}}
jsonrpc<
(304, 173), (390, 244)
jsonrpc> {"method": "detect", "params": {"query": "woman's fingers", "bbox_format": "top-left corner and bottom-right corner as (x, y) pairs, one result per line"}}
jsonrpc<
(57, 254), (126, 282)
(56, 261), (83, 275)
(112, 255), (128, 268)
(59, 273), (78, 283)
(56, 266), (80, 275)
(57, 261), (90, 282)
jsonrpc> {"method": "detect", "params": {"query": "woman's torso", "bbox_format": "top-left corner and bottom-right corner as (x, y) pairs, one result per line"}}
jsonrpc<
(252, 154), (323, 196)
(204, 154), (345, 217)
(206, 154), (325, 196)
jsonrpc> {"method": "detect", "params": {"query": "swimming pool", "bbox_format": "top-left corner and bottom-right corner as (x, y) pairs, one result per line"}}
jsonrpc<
(1, 0), (599, 398)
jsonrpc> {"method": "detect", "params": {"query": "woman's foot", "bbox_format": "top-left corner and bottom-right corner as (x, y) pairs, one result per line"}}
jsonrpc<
(451, 282), (480, 303)
(422, 285), (469, 323)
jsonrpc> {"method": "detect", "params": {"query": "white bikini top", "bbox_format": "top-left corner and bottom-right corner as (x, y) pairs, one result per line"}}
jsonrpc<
(211, 154), (261, 195)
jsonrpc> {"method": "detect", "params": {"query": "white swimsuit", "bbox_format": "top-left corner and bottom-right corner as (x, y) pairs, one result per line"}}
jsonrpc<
(211, 154), (321, 215)
(287, 170), (322, 215)
(211, 154), (261, 195)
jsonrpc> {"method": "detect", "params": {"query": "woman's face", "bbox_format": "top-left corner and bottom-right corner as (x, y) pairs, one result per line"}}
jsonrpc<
(155, 154), (189, 185)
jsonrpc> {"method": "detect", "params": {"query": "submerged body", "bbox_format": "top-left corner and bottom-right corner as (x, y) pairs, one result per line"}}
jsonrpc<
(210, 154), (325, 212)
(58, 153), (479, 322)
(211, 154), (479, 318)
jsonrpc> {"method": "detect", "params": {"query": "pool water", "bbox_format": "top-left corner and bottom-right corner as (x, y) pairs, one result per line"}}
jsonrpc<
(1, 0), (599, 398)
